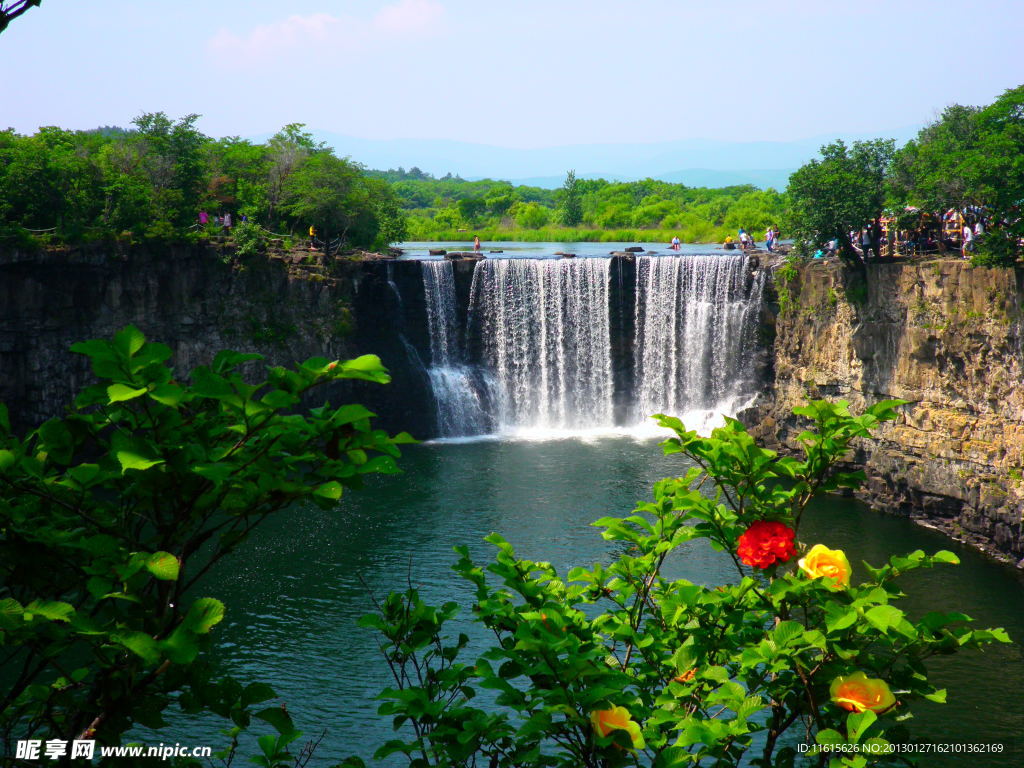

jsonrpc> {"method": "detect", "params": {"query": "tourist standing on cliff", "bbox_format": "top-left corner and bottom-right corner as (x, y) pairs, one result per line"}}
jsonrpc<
(962, 221), (975, 258)
(764, 227), (774, 253)
(473, 235), (481, 252)
(871, 218), (883, 259)
(860, 226), (873, 260)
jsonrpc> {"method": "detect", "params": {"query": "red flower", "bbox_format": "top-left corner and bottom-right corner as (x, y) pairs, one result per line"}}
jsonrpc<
(736, 520), (796, 568)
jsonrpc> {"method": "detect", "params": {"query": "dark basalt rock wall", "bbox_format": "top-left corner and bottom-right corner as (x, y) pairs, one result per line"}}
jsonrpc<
(0, 247), (436, 439)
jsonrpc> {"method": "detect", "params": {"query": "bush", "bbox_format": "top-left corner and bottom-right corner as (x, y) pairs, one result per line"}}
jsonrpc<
(970, 232), (1020, 268)
(0, 327), (413, 764)
(142, 219), (180, 242)
(350, 400), (1009, 767)
(233, 220), (268, 258)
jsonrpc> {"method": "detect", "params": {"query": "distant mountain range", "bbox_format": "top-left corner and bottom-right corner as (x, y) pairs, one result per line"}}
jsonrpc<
(284, 128), (921, 190)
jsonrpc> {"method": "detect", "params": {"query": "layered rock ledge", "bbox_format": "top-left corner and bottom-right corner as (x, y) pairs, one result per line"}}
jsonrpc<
(751, 258), (1024, 564)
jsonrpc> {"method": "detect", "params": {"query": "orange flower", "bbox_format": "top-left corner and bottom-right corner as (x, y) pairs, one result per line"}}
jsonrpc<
(798, 544), (852, 589)
(829, 672), (897, 713)
(736, 520), (796, 568)
(590, 707), (645, 749)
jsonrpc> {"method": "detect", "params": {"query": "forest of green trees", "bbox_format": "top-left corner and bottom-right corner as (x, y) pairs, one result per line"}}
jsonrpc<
(0, 115), (406, 250)
(368, 167), (787, 243)
(1, 85), (1021, 259)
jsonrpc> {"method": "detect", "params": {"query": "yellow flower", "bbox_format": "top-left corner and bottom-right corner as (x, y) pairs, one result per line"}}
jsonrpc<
(590, 706), (645, 749)
(830, 671), (897, 713)
(798, 544), (852, 589)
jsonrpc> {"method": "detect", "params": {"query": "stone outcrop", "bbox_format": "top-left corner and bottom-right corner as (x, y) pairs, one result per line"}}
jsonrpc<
(753, 258), (1024, 563)
(0, 246), (438, 439)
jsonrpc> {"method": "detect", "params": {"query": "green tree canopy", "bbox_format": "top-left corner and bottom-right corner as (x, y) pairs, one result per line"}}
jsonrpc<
(893, 85), (1024, 264)
(787, 139), (895, 264)
(557, 169), (584, 226)
(0, 117), (408, 250)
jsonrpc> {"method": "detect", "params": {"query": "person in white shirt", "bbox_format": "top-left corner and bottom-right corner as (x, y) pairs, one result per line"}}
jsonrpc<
(962, 223), (975, 258)
(860, 227), (873, 259)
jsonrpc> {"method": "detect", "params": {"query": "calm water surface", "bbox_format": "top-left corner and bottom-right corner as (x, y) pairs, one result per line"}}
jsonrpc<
(186, 438), (1024, 766)
(396, 240), (747, 259)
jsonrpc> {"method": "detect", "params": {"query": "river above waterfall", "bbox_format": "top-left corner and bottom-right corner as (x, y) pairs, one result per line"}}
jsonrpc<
(192, 437), (1024, 767)
(397, 240), (749, 259)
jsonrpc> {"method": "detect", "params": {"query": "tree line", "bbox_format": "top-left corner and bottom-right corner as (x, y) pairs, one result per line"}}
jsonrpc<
(787, 84), (1024, 267)
(370, 166), (787, 243)
(2, 85), (1021, 260)
(0, 114), (406, 251)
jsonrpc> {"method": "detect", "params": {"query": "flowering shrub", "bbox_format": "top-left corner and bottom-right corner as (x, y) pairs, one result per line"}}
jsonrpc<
(349, 400), (1010, 767)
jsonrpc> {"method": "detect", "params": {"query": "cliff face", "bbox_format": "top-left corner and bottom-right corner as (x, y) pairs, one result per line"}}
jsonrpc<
(757, 258), (1024, 562)
(0, 247), (437, 438)
(7, 246), (1023, 560)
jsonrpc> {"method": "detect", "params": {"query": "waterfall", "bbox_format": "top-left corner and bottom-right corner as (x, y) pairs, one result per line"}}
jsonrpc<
(421, 260), (490, 437)
(467, 258), (613, 434)
(419, 254), (764, 440)
(633, 254), (764, 429)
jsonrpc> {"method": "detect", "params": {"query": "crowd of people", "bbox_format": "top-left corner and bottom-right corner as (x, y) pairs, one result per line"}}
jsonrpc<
(810, 207), (995, 261)
(197, 210), (248, 234)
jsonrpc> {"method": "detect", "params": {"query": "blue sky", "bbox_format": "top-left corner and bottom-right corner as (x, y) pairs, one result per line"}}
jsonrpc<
(1, 0), (1022, 148)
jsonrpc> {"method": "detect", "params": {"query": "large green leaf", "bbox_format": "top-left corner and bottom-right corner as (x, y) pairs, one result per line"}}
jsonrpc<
(254, 706), (297, 736)
(25, 600), (75, 622)
(313, 481), (343, 500)
(865, 605), (904, 633)
(112, 631), (161, 664)
(107, 383), (148, 403)
(113, 325), (147, 358)
(148, 383), (185, 407)
(145, 552), (180, 581)
(846, 710), (877, 743)
(116, 450), (164, 474)
(182, 598), (225, 634)
(160, 627), (200, 664)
